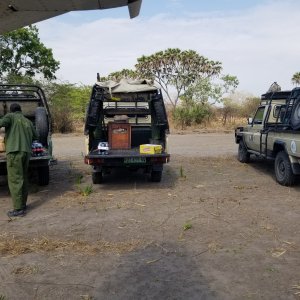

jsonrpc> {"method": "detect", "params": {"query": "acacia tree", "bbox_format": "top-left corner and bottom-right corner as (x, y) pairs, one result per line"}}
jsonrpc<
(135, 48), (222, 108)
(183, 74), (239, 105)
(292, 72), (300, 86)
(100, 68), (139, 82)
(0, 25), (59, 81)
(173, 74), (239, 126)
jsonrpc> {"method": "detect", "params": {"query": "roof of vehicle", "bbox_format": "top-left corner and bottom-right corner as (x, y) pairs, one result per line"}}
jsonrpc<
(261, 87), (300, 101)
(261, 90), (291, 100)
(95, 79), (158, 93)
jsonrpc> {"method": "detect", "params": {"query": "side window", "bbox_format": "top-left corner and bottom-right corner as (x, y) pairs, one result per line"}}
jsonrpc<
(253, 106), (265, 124)
(273, 105), (282, 118)
(273, 105), (286, 122)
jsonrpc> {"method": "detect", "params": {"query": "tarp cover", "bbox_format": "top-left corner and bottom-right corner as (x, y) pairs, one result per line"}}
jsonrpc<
(95, 79), (158, 94)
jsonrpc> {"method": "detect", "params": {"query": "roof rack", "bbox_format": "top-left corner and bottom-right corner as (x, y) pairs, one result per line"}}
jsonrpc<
(261, 87), (300, 130)
(261, 90), (291, 102)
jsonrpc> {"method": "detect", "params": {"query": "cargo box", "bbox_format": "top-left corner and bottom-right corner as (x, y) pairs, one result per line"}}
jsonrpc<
(139, 144), (162, 155)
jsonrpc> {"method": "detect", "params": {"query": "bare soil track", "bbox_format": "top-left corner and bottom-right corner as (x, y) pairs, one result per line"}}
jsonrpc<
(0, 133), (299, 300)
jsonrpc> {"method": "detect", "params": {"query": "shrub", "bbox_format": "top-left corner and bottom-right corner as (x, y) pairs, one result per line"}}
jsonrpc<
(172, 99), (212, 129)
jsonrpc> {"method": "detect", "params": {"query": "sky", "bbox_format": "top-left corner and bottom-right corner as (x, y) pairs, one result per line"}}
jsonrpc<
(36, 0), (300, 96)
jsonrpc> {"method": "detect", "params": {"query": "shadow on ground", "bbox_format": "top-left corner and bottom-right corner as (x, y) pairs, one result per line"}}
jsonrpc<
(245, 155), (300, 186)
(0, 243), (218, 300)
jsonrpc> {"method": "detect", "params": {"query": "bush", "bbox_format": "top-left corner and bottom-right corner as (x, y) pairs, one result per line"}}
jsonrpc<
(241, 97), (260, 118)
(51, 107), (74, 133)
(173, 99), (212, 129)
(44, 82), (90, 133)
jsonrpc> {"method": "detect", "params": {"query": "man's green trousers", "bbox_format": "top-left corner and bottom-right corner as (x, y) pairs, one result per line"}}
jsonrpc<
(7, 151), (30, 210)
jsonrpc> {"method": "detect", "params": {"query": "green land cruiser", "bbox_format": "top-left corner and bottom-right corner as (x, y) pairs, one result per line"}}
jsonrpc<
(235, 87), (300, 186)
(0, 84), (54, 186)
(84, 79), (170, 183)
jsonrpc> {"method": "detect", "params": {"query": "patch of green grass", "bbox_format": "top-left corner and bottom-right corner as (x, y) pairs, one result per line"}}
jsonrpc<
(179, 166), (187, 179)
(75, 173), (84, 185)
(79, 185), (93, 197)
(183, 223), (192, 231)
(0, 295), (7, 300)
(266, 266), (278, 273)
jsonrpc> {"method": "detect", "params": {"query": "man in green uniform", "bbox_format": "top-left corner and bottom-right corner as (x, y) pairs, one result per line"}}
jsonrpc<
(0, 103), (37, 217)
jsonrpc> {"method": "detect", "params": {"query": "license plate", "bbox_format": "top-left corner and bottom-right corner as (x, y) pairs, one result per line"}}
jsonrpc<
(124, 157), (146, 164)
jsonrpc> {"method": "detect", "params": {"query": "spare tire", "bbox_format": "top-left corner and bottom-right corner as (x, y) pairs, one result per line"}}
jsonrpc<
(35, 107), (49, 146)
(291, 101), (300, 130)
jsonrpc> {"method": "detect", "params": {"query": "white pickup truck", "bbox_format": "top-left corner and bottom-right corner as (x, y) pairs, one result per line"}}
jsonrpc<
(235, 88), (300, 186)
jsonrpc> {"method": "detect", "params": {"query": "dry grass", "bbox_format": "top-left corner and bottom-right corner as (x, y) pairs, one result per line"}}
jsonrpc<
(0, 233), (145, 257)
(54, 190), (135, 210)
(169, 115), (247, 134)
(12, 264), (40, 275)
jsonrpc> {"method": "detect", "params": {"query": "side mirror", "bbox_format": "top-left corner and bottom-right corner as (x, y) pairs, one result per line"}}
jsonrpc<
(247, 117), (253, 125)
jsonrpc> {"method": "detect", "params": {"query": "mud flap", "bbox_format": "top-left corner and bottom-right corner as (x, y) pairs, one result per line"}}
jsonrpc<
(289, 155), (300, 175)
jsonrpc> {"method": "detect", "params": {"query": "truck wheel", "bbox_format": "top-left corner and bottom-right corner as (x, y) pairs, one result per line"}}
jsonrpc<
(37, 165), (50, 186)
(151, 170), (162, 182)
(92, 171), (103, 184)
(35, 107), (49, 146)
(238, 140), (250, 163)
(275, 151), (295, 186)
(291, 101), (300, 130)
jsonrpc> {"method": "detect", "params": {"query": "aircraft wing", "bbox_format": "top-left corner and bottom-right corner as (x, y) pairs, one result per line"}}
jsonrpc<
(0, 0), (142, 35)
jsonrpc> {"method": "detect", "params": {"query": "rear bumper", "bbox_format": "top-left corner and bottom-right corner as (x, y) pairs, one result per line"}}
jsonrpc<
(0, 155), (54, 166)
(84, 150), (170, 167)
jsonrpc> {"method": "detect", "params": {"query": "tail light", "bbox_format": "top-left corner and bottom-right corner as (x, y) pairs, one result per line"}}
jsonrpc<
(84, 157), (104, 165)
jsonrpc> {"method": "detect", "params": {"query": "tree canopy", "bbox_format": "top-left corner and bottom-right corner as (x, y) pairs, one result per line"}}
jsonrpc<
(182, 74), (239, 106)
(135, 48), (222, 108)
(0, 25), (60, 81)
(292, 72), (300, 86)
(100, 68), (139, 82)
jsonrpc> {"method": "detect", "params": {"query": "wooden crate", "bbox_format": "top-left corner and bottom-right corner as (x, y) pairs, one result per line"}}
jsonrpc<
(108, 122), (131, 149)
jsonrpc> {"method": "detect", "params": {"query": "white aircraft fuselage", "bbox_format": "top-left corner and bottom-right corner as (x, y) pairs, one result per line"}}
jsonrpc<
(0, 0), (142, 34)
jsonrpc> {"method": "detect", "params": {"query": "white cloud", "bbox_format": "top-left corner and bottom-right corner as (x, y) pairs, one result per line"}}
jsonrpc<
(37, 1), (300, 95)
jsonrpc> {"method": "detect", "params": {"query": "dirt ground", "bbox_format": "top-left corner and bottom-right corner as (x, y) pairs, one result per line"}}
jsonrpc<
(0, 133), (300, 300)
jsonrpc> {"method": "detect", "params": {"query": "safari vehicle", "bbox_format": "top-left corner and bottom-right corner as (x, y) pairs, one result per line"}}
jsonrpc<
(0, 84), (53, 186)
(84, 79), (170, 183)
(235, 87), (300, 186)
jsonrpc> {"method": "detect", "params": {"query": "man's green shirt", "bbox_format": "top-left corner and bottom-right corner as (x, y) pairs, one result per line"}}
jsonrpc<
(0, 112), (38, 153)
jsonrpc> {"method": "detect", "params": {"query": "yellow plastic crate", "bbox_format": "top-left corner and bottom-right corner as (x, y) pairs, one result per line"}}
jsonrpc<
(140, 144), (162, 155)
